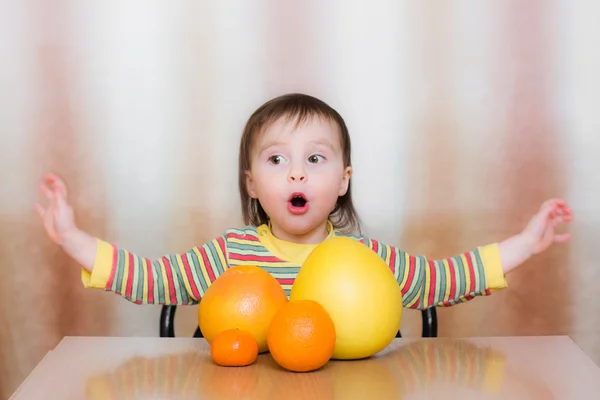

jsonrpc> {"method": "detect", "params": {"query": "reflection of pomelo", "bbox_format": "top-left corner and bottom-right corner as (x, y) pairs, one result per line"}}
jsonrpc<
(291, 236), (403, 359)
(199, 266), (288, 353)
(328, 356), (400, 398)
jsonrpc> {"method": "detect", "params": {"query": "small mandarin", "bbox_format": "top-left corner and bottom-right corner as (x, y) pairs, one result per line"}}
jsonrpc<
(267, 300), (336, 372)
(210, 328), (259, 367)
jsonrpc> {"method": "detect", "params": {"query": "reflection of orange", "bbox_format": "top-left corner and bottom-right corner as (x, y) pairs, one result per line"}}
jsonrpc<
(210, 328), (258, 367)
(264, 361), (334, 400)
(199, 265), (288, 353)
(84, 351), (263, 400)
(202, 361), (262, 400)
(82, 338), (553, 399)
(267, 300), (336, 372)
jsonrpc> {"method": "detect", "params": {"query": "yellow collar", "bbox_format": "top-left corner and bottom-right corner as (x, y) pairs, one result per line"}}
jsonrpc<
(256, 221), (335, 265)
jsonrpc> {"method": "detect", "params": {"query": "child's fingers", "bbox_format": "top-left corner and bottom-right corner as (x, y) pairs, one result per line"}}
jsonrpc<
(554, 233), (571, 243)
(552, 209), (573, 222)
(42, 173), (68, 197)
(39, 181), (54, 201)
(55, 189), (69, 214)
(540, 198), (567, 211)
(550, 203), (573, 220)
(541, 199), (572, 223)
(536, 203), (556, 224)
(560, 214), (573, 222)
(551, 213), (574, 229)
(34, 203), (45, 218)
(51, 178), (68, 198)
(43, 173), (62, 185)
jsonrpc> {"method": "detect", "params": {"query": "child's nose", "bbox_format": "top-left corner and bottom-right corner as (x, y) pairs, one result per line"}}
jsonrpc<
(288, 168), (306, 182)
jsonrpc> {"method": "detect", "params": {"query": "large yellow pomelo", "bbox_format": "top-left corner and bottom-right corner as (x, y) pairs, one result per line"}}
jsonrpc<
(290, 236), (402, 360)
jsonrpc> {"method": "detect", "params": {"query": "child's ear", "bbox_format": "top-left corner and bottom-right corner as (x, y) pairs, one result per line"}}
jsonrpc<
(338, 166), (352, 196)
(245, 170), (258, 198)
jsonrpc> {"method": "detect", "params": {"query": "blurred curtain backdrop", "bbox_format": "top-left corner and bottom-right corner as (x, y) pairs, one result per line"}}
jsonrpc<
(2, 0), (599, 397)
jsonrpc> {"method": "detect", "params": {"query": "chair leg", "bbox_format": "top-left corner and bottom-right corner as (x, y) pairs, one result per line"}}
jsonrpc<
(160, 305), (177, 337)
(421, 308), (438, 337)
(423, 308), (437, 337)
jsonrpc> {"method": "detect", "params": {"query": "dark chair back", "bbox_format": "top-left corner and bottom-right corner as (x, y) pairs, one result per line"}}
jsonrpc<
(160, 305), (437, 338)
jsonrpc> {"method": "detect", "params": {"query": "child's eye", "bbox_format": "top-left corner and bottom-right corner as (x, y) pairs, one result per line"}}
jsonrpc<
(269, 155), (285, 165)
(308, 154), (325, 163)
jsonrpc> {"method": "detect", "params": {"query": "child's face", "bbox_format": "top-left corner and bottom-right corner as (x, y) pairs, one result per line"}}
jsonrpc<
(245, 116), (352, 240)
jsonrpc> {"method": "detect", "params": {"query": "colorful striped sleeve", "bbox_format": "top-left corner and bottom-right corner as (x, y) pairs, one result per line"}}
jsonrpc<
(364, 238), (507, 309)
(80, 236), (228, 305)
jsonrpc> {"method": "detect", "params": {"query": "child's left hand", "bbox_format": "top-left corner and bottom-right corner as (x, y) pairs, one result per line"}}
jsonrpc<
(520, 198), (573, 255)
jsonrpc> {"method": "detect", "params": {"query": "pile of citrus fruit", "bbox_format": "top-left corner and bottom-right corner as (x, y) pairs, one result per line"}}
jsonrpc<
(199, 236), (403, 372)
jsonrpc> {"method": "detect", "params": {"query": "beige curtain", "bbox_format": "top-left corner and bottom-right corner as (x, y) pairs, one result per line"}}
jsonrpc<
(2, 0), (599, 397)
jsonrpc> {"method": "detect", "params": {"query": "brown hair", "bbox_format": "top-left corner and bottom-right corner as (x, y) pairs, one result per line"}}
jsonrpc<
(238, 93), (361, 234)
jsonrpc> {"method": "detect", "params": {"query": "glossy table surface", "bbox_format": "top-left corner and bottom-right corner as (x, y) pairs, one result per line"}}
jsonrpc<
(11, 335), (600, 399)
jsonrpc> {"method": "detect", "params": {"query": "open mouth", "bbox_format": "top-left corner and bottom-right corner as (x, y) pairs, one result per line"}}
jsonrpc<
(288, 192), (309, 214)
(290, 195), (307, 208)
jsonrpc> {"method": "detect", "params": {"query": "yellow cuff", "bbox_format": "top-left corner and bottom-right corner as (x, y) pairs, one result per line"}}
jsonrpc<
(81, 239), (116, 289)
(478, 243), (508, 292)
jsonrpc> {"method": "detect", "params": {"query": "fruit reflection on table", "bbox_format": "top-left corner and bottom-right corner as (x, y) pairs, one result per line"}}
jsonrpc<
(84, 338), (554, 399)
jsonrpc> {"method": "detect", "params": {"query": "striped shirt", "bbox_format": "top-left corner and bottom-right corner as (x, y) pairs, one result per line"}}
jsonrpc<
(81, 223), (507, 310)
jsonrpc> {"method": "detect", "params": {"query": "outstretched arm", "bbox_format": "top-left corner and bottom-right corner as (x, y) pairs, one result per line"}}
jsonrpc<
(367, 239), (503, 309)
(82, 237), (227, 305)
(35, 173), (227, 305)
(366, 198), (572, 309)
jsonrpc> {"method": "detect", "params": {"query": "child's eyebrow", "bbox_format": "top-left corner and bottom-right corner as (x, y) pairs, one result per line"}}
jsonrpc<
(257, 141), (286, 155)
(256, 139), (336, 155)
(309, 140), (336, 151)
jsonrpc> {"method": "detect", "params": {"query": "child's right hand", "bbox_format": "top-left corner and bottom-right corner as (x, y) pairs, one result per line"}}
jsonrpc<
(35, 173), (78, 246)
(35, 173), (97, 272)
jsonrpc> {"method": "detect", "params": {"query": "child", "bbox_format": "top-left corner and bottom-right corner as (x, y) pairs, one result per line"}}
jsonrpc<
(35, 93), (573, 309)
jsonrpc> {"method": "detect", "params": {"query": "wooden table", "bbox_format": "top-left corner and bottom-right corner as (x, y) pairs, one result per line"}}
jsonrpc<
(11, 335), (600, 399)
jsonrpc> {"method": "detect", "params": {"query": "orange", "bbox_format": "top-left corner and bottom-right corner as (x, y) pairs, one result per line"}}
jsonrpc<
(267, 300), (336, 372)
(210, 328), (259, 367)
(199, 265), (288, 353)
